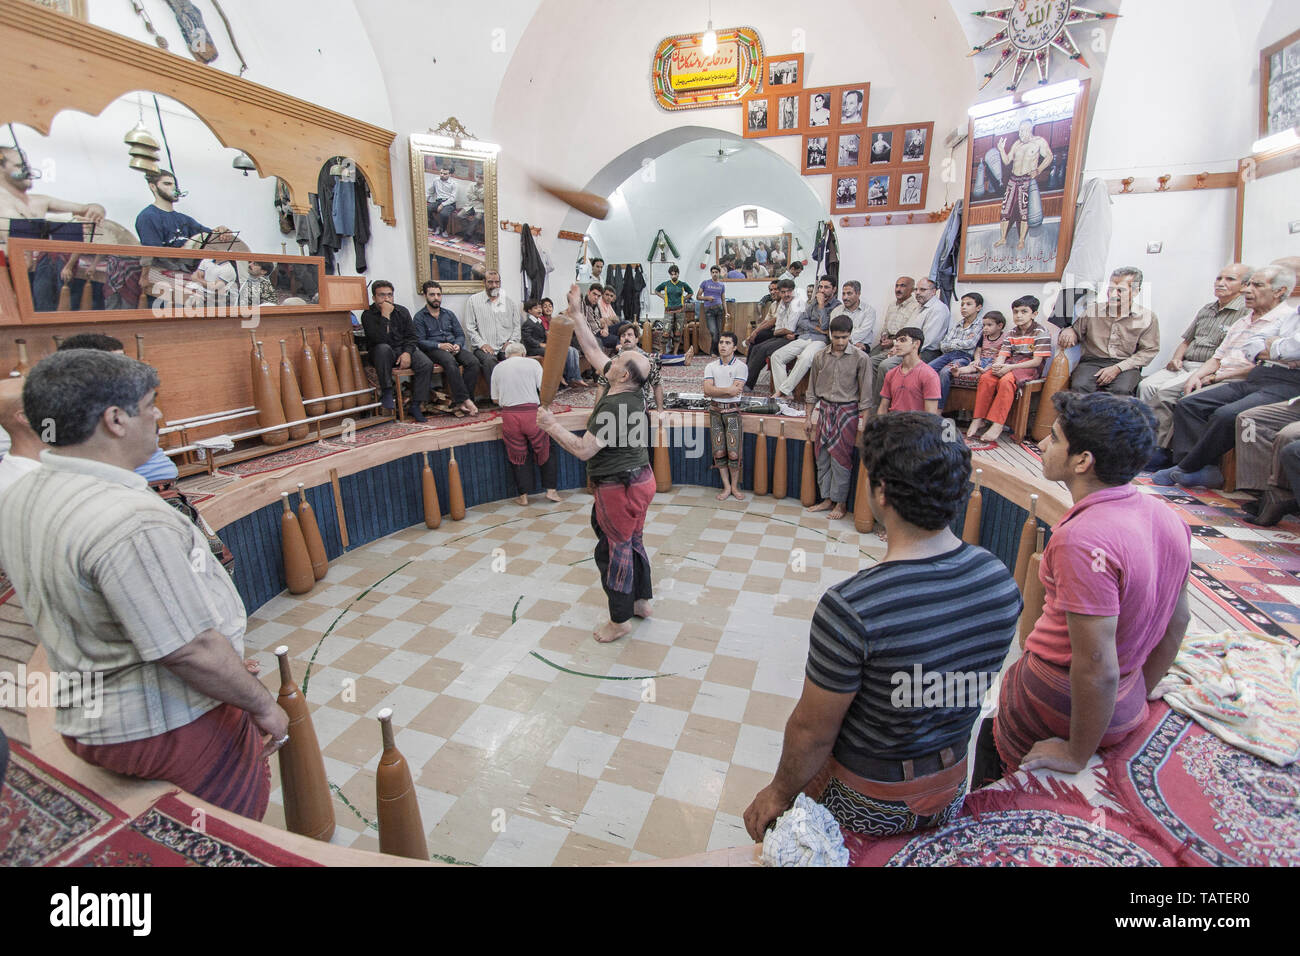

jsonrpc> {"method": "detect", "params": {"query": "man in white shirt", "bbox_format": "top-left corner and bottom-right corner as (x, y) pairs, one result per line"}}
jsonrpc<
(0, 377), (41, 497)
(491, 343), (560, 506)
(703, 332), (749, 502)
(873, 276), (948, 403)
(832, 280), (876, 352)
(427, 167), (458, 236)
(1154, 264), (1298, 489)
(744, 278), (800, 391)
(463, 270), (522, 393)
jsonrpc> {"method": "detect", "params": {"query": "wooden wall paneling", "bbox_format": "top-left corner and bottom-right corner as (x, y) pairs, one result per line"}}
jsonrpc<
(320, 275), (368, 311)
(0, 0), (397, 224)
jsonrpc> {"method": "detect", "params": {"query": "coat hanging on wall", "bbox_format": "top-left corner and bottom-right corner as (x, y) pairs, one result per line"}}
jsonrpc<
(520, 223), (546, 302)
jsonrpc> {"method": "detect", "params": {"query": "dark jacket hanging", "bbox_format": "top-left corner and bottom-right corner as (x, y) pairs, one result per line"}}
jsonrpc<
(353, 170), (372, 273)
(620, 264), (643, 323)
(315, 159), (341, 275)
(822, 223), (840, 288)
(520, 223), (546, 301)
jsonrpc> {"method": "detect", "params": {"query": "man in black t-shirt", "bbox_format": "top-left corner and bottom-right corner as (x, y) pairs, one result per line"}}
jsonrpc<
(745, 413), (1021, 839)
(539, 285), (654, 644)
(359, 279), (433, 422)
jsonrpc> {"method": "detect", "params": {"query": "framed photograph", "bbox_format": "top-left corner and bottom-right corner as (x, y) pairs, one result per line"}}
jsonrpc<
(410, 134), (498, 294)
(715, 233), (792, 280)
(742, 208), (758, 228)
(805, 89), (835, 130)
(867, 127), (894, 165)
(766, 53), (804, 90)
(746, 97), (769, 134)
(959, 79), (1090, 282)
(26, 0), (88, 19)
(897, 171), (926, 208)
(835, 84), (869, 127)
(1261, 28), (1300, 137)
(802, 134), (829, 174)
(834, 174), (861, 211)
(835, 132), (862, 170)
(865, 173), (891, 209)
(901, 122), (933, 163)
(776, 94), (800, 132)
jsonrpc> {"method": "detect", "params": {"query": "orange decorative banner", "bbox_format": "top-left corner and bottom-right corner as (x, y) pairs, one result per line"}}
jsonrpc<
(651, 26), (763, 110)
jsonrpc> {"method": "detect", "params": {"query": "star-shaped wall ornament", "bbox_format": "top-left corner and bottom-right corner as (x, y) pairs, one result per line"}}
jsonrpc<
(969, 2), (1118, 90)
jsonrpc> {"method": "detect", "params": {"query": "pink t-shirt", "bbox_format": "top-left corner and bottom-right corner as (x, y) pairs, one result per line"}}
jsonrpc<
(882, 362), (941, 412)
(1026, 485), (1191, 674)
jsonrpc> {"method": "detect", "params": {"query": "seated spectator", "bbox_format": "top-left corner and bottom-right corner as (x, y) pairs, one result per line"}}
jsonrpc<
(976, 392), (1191, 781)
(412, 279), (479, 416)
(1237, 405), (1300, 526)
(463, 271), (522, 393)
(771, 275), (838, 398)
(521, 298), (583, 389)
(596, 323), (665, 412)
(1151, 264), (1297, 488)
(937, 310), (1006, 408)
(359, 280), (432, 422)
(928, 291), (984, 385)
(745, 412), (1022, 838)
(240, 260), (278, 308)
(833, 280), (876, 354)
(879, 327), (941, 414)
(0, 376), (41, 497)
(966, 295), (1051, 443)
(1139, 264), (1250, 463)
(583, 284), (619, 352)
(492, 343), (560, 505)
(743, 279), (799, 391)
(1057, 267), (1159, 395)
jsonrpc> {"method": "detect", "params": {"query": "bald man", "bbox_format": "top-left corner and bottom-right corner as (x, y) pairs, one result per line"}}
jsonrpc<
(538, 285), (654, 644)
(870, 276), (922, 405)
(1140, 264), (1251, 464)
(0, 376), (43, 497)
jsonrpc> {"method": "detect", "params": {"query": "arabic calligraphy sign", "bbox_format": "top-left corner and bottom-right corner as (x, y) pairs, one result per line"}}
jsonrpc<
(651, 27), (764, 110)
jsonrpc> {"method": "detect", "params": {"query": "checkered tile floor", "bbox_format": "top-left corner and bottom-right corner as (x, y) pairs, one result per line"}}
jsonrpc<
(244, 486), (886, 865)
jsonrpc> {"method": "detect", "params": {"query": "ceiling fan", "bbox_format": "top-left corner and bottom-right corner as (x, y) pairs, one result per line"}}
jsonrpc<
(701, 140), (743, 163)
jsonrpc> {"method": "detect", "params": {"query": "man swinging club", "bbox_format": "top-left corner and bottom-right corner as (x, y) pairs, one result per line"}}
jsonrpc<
(538, 285), (655, 643)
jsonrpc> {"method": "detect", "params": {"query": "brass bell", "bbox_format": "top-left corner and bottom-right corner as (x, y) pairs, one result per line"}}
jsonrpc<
(129, 144), (160, 159)
(123, 121), (160, 150)
(129, 156), (161, 173)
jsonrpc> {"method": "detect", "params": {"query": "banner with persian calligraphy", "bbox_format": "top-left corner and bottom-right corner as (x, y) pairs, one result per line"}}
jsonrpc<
(651, 27), (764, 111)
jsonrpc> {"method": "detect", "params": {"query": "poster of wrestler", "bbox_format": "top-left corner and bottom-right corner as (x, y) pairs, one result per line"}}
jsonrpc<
(959, 79), (1090, 282)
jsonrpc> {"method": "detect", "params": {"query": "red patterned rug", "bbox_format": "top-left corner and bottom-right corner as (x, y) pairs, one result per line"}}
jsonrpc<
(0, 742), (127, 866)
(839, 700), (1298, 866)
(74, 792), (320, 867)
(218, 443), (346, 477)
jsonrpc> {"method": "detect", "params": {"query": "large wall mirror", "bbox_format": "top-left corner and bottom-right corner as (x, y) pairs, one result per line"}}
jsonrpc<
(409, 130), (498, 295)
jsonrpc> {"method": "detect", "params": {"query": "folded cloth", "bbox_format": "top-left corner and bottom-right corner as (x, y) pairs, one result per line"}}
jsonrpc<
(1151, 629), (1300, 767)
(761, 793), (849, 867)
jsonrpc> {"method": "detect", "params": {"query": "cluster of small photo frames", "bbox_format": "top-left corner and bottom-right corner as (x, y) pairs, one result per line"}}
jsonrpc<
(814, 122), (933, 213)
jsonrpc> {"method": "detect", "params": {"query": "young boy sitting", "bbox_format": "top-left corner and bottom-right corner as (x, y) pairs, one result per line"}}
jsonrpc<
(879, 327), (941, 415)
(702, 331), (749, 501)
(940, 310), (1007, 407)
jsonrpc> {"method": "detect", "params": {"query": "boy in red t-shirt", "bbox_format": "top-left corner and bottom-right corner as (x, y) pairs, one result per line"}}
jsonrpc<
(878, 327), (941, 414)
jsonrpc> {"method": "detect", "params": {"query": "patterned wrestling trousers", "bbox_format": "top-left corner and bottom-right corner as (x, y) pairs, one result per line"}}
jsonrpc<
(817, 776), (968, 837)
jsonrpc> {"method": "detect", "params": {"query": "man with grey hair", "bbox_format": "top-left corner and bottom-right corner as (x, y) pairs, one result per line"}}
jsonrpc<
(1140, 264), (1251, 465)
(0, 350), (287, 818)
(1057, 267), (1159, 395)
(832, 279), (877, 352)
(463, 270), (522, 393)
(492, 342), (560, 506)
(1153, 263), (1299, 488)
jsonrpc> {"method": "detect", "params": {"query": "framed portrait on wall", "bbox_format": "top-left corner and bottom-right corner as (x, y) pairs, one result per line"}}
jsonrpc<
(835, 132), (861, 170)
(834, 84), (869, 127)
(867, 127), (894, 165)
(901, 122), (933, 163)
(834, 174), (861, 211)
(746, 96), (769, 135)
(1261, 28), (1300, 137)
(897, 170), (926, 208)
(802, 134), (829, 174)
(765, 53), (804, 90)
(865, 173), (890, 209)
(959, 79), (1090, 282)
(776, 94), (800, 132)
(805, 89), (835, 130)
(715, 233), (792, 279)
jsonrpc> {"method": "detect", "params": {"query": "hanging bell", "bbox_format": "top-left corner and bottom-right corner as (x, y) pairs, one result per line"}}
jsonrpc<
(123, 121), (160, 150)
(129, 156), (161, 173)
(129, 144), (160, 160)
(232, 152), (257, 176)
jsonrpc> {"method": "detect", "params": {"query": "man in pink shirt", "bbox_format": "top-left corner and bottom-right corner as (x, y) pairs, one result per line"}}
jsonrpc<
(878, 327), (941, 414)
(976, 392), (1191, 782)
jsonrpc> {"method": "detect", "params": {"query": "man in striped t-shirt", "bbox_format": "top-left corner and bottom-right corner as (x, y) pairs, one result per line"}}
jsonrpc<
(0, 350), (288, 820)
(745, 413), (1021, 839)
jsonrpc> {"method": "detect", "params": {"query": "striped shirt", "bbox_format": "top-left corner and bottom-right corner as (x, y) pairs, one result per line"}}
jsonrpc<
(998, 322), (1052, 363)
(1181, 296), (1246, 364)
(807, 543), (1022, 769)
(0, 451), (247, 744)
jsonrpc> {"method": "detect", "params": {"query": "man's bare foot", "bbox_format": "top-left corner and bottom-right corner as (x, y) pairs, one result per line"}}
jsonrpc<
(516, 494), (529, 505)
(828, 505), (847, 520)
(460, 399), (478, 415)
(684, 345), (696, 364)
(967, 418), (984, 438)
(982, 423), (1004, 442)
(545, 489), (562, 502)
(594, 620), (633, 643)
(808, 500), (833, 512)
(633, 599), (653, 619)
(716, 489), (731, 500)
(244, 658), (261, 675)
(1017, 239), (1026, 251)
(993, 238), (1006, 248)
(730, 489), (746, 501)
